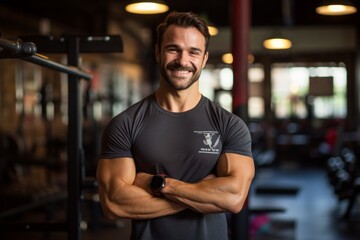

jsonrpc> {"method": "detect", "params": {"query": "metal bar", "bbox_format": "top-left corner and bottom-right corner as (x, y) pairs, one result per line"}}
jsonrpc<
(0, 37), (36, 56)
(0, 38), (37, 56)
(0, 37), (91, 80)
(19, 35), (123, 53)
(66, 36), (82, 240)
(22, 54), (92, 80)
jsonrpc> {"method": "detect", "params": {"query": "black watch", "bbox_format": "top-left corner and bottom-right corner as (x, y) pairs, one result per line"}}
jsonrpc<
(149, 175), (167, 196)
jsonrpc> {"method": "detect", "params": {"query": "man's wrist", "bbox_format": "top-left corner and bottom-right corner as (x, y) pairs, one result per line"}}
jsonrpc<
(149, 174), (167, 196)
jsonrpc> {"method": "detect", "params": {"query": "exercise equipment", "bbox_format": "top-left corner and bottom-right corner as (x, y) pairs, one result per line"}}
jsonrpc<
(326, 148), (357, 199)
(326, 147), (360, 218)
(0, 35), (122, 240)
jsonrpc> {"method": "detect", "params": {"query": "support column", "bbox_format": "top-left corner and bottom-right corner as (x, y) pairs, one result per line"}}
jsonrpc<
(231, 0), (250, 121)
(231, 0), (251, 240)
(66, 36), (83, 240)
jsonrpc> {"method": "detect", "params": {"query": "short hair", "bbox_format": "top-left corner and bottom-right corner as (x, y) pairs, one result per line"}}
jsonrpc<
(156, 11), (210, 52)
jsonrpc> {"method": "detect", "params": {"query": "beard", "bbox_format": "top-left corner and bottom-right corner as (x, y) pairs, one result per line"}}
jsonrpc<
(160, 60), (202, 91)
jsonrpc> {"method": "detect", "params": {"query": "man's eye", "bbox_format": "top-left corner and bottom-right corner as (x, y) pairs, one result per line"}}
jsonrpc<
(167, 48), (178, 53)
(190, 51), (200, 56)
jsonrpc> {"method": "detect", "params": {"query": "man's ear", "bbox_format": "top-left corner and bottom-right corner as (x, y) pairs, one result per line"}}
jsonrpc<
(202, 51), (209, 68)
(155, 45), (160, 63)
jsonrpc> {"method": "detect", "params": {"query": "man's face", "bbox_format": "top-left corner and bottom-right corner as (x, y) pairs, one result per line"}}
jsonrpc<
(156, 25), (208, 91)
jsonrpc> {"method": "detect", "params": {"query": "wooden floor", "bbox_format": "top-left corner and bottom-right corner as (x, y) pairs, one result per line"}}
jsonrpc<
(1, 166), (359, 240)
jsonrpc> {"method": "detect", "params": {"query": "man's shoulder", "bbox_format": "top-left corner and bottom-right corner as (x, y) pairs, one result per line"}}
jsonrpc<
(201, 96), (240, 120)
(117, 95), (154, 116)
(106, 95), (154, 129)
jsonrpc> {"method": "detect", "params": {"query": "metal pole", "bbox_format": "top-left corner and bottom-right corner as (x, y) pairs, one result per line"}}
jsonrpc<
(23, 54), (92, 80)
(66, 36), (83, 240)
(0, 37), (91, 80)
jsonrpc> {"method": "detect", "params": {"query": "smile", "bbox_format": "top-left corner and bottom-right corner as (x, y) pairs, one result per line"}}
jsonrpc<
(171, 69), (193, 78)
(174, 70), (191, 74)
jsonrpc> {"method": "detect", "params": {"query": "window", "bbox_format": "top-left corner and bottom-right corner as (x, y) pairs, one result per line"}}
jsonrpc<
(200, 64), (265, 116)
(271, 63), (347, 119)
(248, 64), (265, 118)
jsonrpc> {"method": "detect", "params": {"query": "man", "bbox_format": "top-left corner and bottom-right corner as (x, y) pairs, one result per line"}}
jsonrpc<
(97, 11), (254, 240)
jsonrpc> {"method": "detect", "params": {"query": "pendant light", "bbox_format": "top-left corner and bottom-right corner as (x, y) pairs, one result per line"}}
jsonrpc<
(222, 53), (233, 64)
(263, 37), (292, 50)
(316, 0), (357, 16)
(125, 0), (169, 14)
(208, 25), (219, 36)
(199, 13), (219, 36)
(263, 0), (293, 50)
(221, 53), (255, 64)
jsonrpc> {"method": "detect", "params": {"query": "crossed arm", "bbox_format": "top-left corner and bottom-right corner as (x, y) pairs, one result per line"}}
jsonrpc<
(96, 153), (255, 220)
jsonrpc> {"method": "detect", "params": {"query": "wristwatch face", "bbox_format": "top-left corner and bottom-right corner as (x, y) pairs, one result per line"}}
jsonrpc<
(150, 175), (166, 191)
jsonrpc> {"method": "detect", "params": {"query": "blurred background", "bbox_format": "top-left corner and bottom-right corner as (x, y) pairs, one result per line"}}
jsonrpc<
(0, 0), (360, 239)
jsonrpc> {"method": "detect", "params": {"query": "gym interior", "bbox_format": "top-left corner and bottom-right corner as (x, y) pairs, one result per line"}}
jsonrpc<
(1, 1), (360, 239)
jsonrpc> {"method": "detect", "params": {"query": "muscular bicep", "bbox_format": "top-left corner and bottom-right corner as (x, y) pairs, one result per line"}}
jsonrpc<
(97, 157), (136, 194)
(215, 153), (255, 212)
(216, 153), (255, 203)
(96, 157), (136, 218)
(217, 153), (254, 179)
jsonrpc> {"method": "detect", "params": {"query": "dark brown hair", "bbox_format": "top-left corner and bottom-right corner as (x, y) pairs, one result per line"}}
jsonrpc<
(156, 11), (210, 52)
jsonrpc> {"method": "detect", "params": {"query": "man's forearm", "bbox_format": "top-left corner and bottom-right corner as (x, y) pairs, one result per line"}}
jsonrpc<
(100, 176), (185, 220)
(161, 176), (246, 214)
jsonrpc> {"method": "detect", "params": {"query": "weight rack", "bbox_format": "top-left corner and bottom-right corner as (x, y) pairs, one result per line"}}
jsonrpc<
(0, 34), (123, 240)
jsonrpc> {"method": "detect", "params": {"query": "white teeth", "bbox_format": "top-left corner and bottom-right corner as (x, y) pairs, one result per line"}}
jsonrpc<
(175, 70), (190, 74)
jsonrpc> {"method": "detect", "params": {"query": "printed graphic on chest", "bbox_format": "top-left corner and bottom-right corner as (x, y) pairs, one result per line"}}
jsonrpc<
(193, 131), (221, 154)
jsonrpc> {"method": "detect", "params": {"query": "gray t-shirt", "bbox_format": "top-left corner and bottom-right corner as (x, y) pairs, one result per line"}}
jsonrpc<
(101, 94), (252, 240)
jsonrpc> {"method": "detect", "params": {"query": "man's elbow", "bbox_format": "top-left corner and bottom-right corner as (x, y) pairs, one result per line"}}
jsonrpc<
(100, 200), (121, 220)
(99, 194), (129, 220)
(226, 184), (252, 213)
(227, 196), (246, 214)
(229, 170), (255, 213)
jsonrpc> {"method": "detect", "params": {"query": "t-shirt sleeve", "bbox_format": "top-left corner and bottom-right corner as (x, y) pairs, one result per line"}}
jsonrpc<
(222, 116), (252, 158)
(100, 114), (134, 159)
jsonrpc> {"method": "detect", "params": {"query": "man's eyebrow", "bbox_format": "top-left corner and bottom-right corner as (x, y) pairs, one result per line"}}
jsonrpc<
(189, 47), (203, 53)
(164, 44), (203, 53)
(164, 44), (180, 49)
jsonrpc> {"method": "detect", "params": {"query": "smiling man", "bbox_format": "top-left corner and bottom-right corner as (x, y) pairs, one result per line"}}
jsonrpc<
(97, 11), (254, 240)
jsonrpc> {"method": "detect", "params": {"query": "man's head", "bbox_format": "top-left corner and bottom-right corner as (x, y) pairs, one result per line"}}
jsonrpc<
(156, 11), (210, 54)
(155, 12), (210, 91)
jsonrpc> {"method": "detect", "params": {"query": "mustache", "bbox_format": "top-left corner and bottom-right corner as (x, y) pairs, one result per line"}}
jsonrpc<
(167, 62), (194, 72)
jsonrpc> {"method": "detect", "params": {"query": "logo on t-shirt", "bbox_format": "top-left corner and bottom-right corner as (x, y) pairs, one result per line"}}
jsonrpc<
(194, 131), (221, 154)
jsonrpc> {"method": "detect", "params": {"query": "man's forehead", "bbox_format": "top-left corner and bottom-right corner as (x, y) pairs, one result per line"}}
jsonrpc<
(162, 25), (206, 49)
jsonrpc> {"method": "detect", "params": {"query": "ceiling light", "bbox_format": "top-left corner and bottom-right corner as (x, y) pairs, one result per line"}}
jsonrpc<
(208, 25), (219, 36)
(221, 53), (255, 64)
(199, 13), (219, 36)
(263, 37), (292, 50)
(125, 0), (169, 14)
(222, 53), (233, 64)
(316, 0), (357, 16)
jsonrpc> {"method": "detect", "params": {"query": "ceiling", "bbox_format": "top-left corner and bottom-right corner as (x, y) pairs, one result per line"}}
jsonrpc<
(1, 0), (360, 35)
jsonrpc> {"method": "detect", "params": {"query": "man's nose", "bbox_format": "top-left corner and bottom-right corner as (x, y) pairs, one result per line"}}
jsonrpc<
(177, 51), (189, 65)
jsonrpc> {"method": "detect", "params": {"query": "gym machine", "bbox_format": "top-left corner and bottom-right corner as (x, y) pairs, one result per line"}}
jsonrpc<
(0, 34), (123, 240)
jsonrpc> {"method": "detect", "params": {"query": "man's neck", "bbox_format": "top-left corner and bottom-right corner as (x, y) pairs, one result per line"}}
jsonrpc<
(155, 89), (202, 113)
